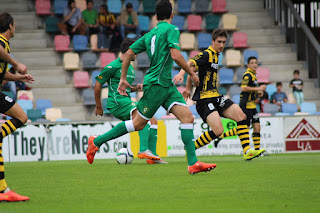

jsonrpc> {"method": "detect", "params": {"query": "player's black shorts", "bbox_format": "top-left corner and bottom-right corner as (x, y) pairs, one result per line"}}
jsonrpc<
(196, 95), (234, 123)
(240, 105), (260, 126)
(0, 92), (15, 113)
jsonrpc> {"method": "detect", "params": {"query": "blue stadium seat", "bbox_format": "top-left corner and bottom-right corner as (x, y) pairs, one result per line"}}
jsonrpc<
(73, 35), (88, 51)
(171, 70), (180, 79)
(244, 49), (259, 65)
(138, 15), (150, 32)
(45, 16), (60, 33)
(27, 109), (43, 122)
(173, 51), (187, 69)
(195, 0), (209, 13)
(178, 0), (192, 13)
(301, 102), (317, 114)
(93, 0), (105, 11)
(189, 105), (200, 118)
(56, 118), (71, 122)
(54, 0), (68, 15)
(263, 103), (279, 115)
(137, 52), (150, 68)
(154, 107), (167, 119)
(218, 52), (223, 66)
(92, 70), (107, 88)
(142, 0), (156, 13)
(125, 0), (140, 12)
(282, 103), (298, 115)
(172, 15), (185, 31)
(102, 98), (110, 114)
(198, 33), (212, 49)
(81, 52), (97, 69)
(132, 70), (144, 86)
(266, 84), (277, 99)
(83, 88), (96, 106)
(17, 100), (33, 113)
(219, 68), (234, 84)
(232, 95), (240, 105)
(218, 86), (227, 95)
(236, 67), (246, 83)
(107, 0), (122, 14)
(36, 99), (52, 115)
(275, 112), (290, 116)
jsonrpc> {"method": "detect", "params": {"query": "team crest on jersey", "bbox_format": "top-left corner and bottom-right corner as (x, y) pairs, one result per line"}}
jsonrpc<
(143, 107), (149, 114)
(98, 75), (103, 79)
(211, 63), (219, 69)
(131, 102), (136, 106)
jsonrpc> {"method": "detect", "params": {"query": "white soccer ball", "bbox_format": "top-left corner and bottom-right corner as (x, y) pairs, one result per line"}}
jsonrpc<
(115, 148), (134, 164)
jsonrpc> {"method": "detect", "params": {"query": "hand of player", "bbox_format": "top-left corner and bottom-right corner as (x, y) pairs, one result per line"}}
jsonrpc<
(15, 63), (27, 74)
(19, 74), (34, 84)
(95, 106), (103, 116)
(259, 85), (266, 91)
(182, 89), (191, 101)
(118, 79), (133, 96)
(135, 84), (143, 92)
(257, 91), (263, 97)
(190, 73), (199, 87)
(172, 73), (184, 85)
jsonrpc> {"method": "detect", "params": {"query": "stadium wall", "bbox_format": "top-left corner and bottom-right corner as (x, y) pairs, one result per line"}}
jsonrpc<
(2, 116), (320, 162)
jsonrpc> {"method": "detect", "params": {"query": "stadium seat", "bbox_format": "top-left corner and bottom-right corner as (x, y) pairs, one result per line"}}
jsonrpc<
(54, 0), (68, 15)
(137, 52), (150, 68)
(75, 0), (86, 11)
(171, 70), (180, 81)
(173, 51), (187, 69)
(1, 91), (14, 100)
(54, 35), (70, 52)
(36, 99), (52, 115)
(73, 71), (90, 88)
(198, 33), (212, 49)
(282, 103), (298, 115)
(263, 103), (279, 115)
(83, 88), (96, 106)
(301, 102), (317, 114)
(256, 67), (270, 84)
(125, 0), (140, 12)
(73, 35), (88, 51)
(143, 0), (156, 13)
(288, 93), (297, 104)
(233, 32), (249, 49)
(218, 52), (224, 66)
(180, 33), (195, 50)
(258, 112), (271, 116)
(90, 34), (98, 51)
(195, 0), (209, 13)
(45, 16), (60, 33)
(294, 112), (309, 116)
(36, 0), (51, 15)
(189, 105), (200, 118)
(222, 14), (238, 31)
(218, 86), (227, 95)
(177, 0), (192, 14)
(226, 49), (241, 67)
(244, 50), (259, 65)
(56, 118), (71, 122)
(232, 95), (240, 105)
(100, 52), (116, 68)
(101, 88), (109, 99)
(236, 67), (246, 83)
(132, 70), (144, 86)
(92, 70), (107, 87)
(275, 112), (290, 116)
(93, 0), (105, 11)
(212, 0), (228, 14)
(102, 98), (110, 114)
(229, 84), (241, 97)
(45, 108), (63, 121)
(27, 109), (43, 122)
(172, 15), (185, 31)
(205, 14), (220, 30)
(161, 114), (176, 119)
(107, 0), (122, 14)
(187, 15), (202, 31)
(17, 100), (33, 113)
(138, 15), (150, 32)
(266, 84), (277, 99)
(63, 52), (80, 70)
(219, 68), (234, 84)
(189, 50), (201, 59)
(17, 90), (33, 101)
(154, 107), (167, 119)
(81, 52), (97, 69)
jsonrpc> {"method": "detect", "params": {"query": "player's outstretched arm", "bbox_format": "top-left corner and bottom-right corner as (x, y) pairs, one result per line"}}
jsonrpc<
(94, 81), (103, 116)
(0, 45), (27, 74)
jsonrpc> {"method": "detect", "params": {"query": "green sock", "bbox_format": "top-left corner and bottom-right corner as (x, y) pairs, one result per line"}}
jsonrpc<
(94, 121), (130, 147)
(148, 126), (158, 156)
(138, 124), (150, 152)
(181, 124), (198, 166)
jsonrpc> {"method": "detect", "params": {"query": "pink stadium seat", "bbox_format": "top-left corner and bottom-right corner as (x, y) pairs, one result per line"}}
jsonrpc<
(187, 15), (202, 31)
(258, 113), (271, 117)
(36, 0), (52, 15)
(256, 67), (270, 83)
(73, 71), (90, 88)
(100, 52), (116, 68)
(233, 32), (249, 49)
(212, 0), (228, 14)
(189, 50), (201, 59)
(54, 35), (70, 52)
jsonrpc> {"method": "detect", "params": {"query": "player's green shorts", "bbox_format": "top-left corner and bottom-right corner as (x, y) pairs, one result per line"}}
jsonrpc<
(108, 98), (137, 121)
(137, 84), (187, 120)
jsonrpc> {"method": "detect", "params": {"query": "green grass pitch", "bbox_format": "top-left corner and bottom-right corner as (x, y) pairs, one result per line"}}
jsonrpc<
(1, 153), (320, 213)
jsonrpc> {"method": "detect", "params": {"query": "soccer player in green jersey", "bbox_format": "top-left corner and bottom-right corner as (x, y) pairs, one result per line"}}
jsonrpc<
(94, 38), (167, 164)
(87, 0), (217, 174)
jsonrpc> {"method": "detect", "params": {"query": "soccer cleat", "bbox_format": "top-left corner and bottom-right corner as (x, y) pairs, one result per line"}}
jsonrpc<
(138, 150), (161, 160)
(244, 149), (266, 161)
(188, 161), (217, 175)
(0, 191), (29, 202)
(86, 135), (99, 164)
(146, 158), (168, 164)
(214, 137), (222, 148)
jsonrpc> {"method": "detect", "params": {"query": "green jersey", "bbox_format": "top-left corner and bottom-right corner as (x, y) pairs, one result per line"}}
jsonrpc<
(95, 58), (135, 108)
(129, 21), (180, 87)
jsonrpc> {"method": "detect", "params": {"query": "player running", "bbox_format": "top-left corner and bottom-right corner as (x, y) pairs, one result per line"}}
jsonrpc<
(94, 38), (166, 164)
(0, 12), (34, 202)
(87, 0), (217, 174)
(177, 29), (265, 160)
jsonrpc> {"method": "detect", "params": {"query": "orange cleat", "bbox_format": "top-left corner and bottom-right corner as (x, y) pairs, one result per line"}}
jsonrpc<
(138, 150), (161, 160)
(188, 161), (217, 175)
(146, 159), (168, 164)
(0, 191), (29, 202)
(86, 135), (99, 164)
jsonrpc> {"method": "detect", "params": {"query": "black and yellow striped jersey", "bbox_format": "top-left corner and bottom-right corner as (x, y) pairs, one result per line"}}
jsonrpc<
(240, 68), (258, 109)
(99, 12), (116, 25)
(0, 34), (10, 91)
(190, 46), (220, 101)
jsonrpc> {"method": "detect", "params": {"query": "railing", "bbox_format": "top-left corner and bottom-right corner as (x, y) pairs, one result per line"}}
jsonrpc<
(265, 0), (320, 87)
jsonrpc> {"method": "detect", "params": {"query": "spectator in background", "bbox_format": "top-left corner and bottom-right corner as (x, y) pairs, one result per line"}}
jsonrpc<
(57, 0), (86, 36)
(289, 70), (304, 109)
(82, 0), (99, 39)
(99, 4), (116, 35)
(2, 67), (31, 99)
(256, 90), (269, 112)
(272, 82), (288, 110)
(119, 3), (140, 39)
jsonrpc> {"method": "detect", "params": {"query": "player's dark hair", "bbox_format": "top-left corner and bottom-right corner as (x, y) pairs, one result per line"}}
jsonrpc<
(100, 4), (108, 11)
(121, 38), (136, 53)
(86, 0), (93, 5)
(293, 70), (300, 75)
(211, 29), (228, 41)
(276, 82), (282, 87)
(247, 56), (258, 64)
(0, 12), (14, 33)
(155, 0), (172, 21)
(126, 3), (133, 8)
(68, 0), (75, 8)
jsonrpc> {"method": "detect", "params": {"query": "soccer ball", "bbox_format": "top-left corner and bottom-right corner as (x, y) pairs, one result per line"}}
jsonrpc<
(115, 148), (134, 164)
